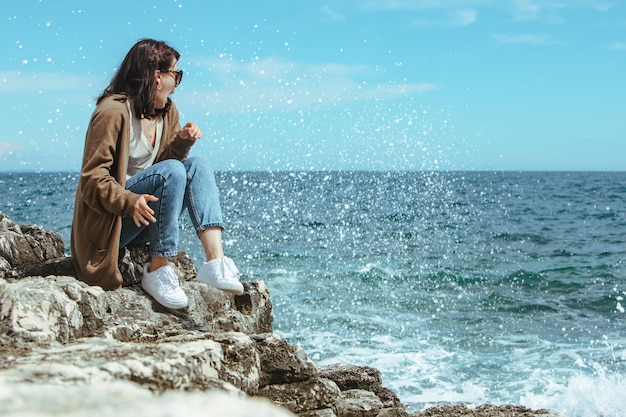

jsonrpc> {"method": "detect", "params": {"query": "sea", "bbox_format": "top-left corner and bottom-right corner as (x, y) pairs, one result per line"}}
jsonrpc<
(1, 170), (625, 417)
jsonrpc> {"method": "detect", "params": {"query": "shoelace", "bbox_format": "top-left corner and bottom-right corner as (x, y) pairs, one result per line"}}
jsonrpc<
(220, 259), (232, 280)
(218, 259), (226, 278)
(224, 257), (241, 279)
(158, 267), (180, 290)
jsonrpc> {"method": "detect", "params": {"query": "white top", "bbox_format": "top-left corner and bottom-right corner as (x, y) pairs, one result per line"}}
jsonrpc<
(126, 101), (163, 179)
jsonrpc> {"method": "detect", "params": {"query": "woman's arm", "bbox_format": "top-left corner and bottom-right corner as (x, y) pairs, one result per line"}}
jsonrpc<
(77, 99), (139, 217)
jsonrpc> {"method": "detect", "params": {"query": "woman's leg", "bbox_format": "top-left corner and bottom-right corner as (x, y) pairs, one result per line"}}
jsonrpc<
(120, 159), (187, 266)
(119, 159), (189, 309)
(182, 157), (243, 295)
(181, 156), (225, 261)
(199, 228), (224, 261)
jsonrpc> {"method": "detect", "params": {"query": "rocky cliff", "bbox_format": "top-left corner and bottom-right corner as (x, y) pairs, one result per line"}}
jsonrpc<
(0, 213), (563, 417)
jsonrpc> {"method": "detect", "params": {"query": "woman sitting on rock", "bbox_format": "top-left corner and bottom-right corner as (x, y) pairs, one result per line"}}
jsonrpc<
(71, 38), (243, 309)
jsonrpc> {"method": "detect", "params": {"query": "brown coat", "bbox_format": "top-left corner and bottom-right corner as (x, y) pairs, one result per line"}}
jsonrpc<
(70, 94), (194, 290)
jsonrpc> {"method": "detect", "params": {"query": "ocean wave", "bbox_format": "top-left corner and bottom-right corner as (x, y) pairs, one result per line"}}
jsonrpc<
(521, 371), (626, 417)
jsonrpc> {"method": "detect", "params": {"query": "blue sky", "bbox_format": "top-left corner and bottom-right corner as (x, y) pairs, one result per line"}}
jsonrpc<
(1, 0), (624, 172)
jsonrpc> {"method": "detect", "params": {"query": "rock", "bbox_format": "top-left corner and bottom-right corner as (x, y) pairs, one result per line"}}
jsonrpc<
(411, 404), (566, 417)
(0, 214), (65, 276)
(318, 363), (383, 391)
(0, 276), (86, 343)
(0, 215), (565, 417)
(253, 333), (317, 387)
(258, 377), (342, 414)
(319, 364), (406, 411)
(0, 380), (296, 417)
(0, 336), (232, 392)
(0, 274), (272, 343)
(298, 410), (337, 417)
(13, 256), (75, 279)
(334, 389), (384, 417)
(212, 331), (261, 394)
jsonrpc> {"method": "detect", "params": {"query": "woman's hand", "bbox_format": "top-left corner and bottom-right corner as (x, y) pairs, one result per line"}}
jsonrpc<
(180, 121), (203, 140)
(132, 194), (159, 227)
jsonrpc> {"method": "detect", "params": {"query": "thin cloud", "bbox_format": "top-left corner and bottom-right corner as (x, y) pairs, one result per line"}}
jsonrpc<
(0, 71), (97, 93)
(608, 41), (626, 50)
(492, 33), (552, 45)
(507, 0), (615, 22)
(595, 2), (613, 12)
(509, 0), (548, 21)
(451, 9), (478, 26)
(188, 57), (438, 114)
(320, 6), (345, 21)
(359, 0), (613, 24)
(0, 141), (23, 156)
(412, 9), (478, 27)
(361, 0), (483, 11)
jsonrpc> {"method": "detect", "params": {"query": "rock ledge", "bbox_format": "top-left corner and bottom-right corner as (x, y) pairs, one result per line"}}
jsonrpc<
(0, 213), (564, 417)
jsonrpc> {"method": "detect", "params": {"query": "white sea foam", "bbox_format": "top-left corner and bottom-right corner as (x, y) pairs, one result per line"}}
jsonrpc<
(520, 372), (626, 417)
(303, 332), (626, 416)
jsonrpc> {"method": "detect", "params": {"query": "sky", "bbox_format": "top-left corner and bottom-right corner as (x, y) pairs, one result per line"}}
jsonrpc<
(1, 0), (625, 172)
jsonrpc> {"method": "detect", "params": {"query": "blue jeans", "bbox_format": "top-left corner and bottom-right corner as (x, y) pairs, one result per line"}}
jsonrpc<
(119, 157), (224, 257)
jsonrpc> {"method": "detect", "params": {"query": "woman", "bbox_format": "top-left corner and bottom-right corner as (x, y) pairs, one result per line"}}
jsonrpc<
(71, 38), (243, 309)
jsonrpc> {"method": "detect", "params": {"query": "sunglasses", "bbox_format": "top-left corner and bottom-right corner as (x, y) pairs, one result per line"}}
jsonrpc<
(162, 69), (183, 86)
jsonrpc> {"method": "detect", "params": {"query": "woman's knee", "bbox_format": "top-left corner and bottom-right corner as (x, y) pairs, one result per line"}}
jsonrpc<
(159, 159), (187, 185)
(185, 156), (214, 179)
(185, 156), (211, 169)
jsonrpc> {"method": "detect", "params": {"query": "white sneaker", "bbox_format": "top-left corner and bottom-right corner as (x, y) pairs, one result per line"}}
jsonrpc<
(197, 257), (244, 295)
(224, 256), (241, 279)
(141, 263), (189, 309)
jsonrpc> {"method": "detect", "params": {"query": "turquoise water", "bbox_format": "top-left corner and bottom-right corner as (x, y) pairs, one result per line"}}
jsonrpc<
(2, 171), (626, 416)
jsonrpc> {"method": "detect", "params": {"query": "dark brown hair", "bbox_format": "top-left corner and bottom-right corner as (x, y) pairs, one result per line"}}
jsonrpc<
(98, 39), (180, 118)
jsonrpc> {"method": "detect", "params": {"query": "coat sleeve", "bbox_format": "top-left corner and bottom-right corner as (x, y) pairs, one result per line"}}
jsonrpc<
(77, 100), (139, 217)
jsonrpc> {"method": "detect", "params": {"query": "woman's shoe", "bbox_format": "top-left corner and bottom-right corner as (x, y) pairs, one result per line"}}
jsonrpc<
(141, 263), (189, 309)
(197, 258), (244, 295)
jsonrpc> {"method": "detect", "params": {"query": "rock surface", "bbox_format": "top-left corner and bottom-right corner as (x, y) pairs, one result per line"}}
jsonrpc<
(0, 213), (565, 417)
